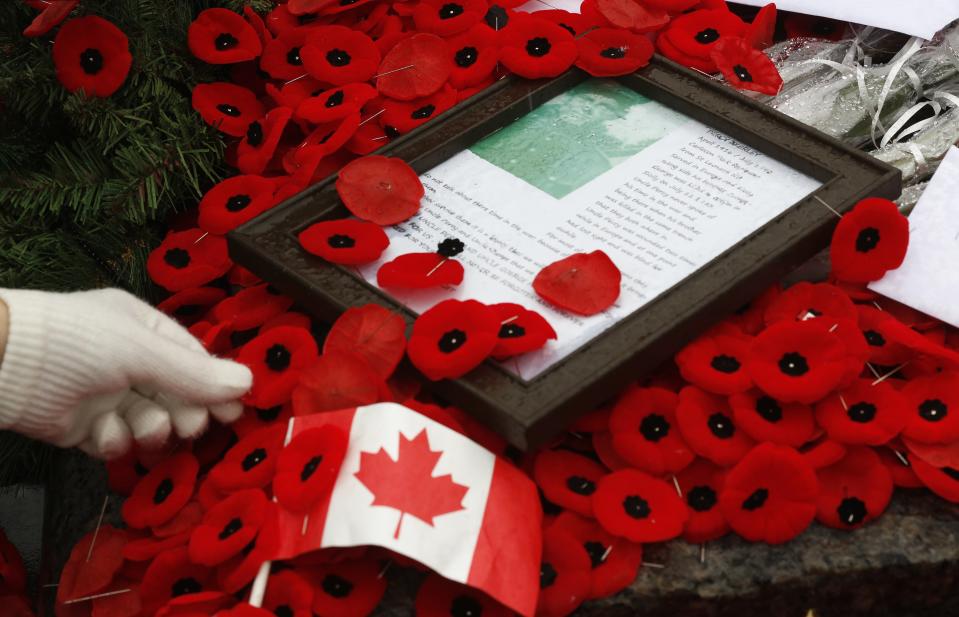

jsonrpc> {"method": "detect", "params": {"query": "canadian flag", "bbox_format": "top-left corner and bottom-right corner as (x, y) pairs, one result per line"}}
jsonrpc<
(267, 402), (542, 616)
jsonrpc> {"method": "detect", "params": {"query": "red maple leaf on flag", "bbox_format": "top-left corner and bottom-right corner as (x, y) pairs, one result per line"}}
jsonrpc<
(354, 429), (469, 539)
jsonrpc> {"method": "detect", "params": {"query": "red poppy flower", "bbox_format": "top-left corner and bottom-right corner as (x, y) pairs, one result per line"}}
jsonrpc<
(216, 524), (283, 593)
(299, 218), (390, 266)
(122, 453), (198, 529)
(291, 350), (385, 413)
(414, 573), (509, 617)
(232, 403), (295, 439)
(156, 591), (235, 617)
(308, 559), (388, 617)
(139, 548), (213, 615)
(380, 84), (458, 134)
(413, 0), (486, 36)
(237, 326), (320, 408)
(536, 9), (590, 37)
(212, 284), (295, 331)
(763, 282), (857, 326)
(237, 107), (293, 176)
(783, 13), (847, 42)
(718, 443), (818, 544)
(729, 390), (816, 447)
(188, 8), (263, 64)
(122, 532), (191, 563)
(533, 449), (607, 517)
(266, 76), (327, 109)
(901, 371), (959, 444)
(446, 25), (498, 89)
(147, 228), (232, 292)
(192, 82), (266, 137)
(377, 249), (465, 289)
(710, 36), (782, 95)
(323, 304), (407, 379)
(857, 305), (913, 365)
(537, 526), (592, 617)
(297, 83), (378, 124)
(499, 15), (578, 79)
(52, 16), (132, 97)
(676, 459), (729, 543)
(336, 155), (424, 225)
(533, 251), (621, 316)
(658, 9), (747, 72)
(56, 525), (126, 603)
(273, 425), (348, 513)
(608, 385), (694, 475)
(550, 511), (644, 600)
(153, 501), (204, 539)
(288, 112), (362, 172)
(575, 27), (655, 77)
(488, 302), (557, 360)
(301, 26), (380, 85)
(186, 489), (268, 567)
(209, 425), (286, 491)
(157, 287), (226, 325)
(816, 447), (893, 530)
(23, 0), (77, 37)
(745, 320), (851, 404)
(407, 299), (499, 380)
(259, 29), (311, 80)
(830, 197), (909, 283)
(800, 436), (847, 469)
(198, 175), (277, 235)
(909, 453), (959, 502)
(262, 570), (314, 617)
(676, 386), (755, 466)
(592, 468), (688, 543)
(376, 33), (453, 101)
(814, 379), (908, 445)
(675, 329), (753, 395)
(877, 447), (923, 488)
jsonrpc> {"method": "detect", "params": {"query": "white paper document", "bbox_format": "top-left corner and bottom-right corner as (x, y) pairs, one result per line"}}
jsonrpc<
(870, 146), (959, 328)
(358, 79), (821, 379)
(731, 0), (958, 40)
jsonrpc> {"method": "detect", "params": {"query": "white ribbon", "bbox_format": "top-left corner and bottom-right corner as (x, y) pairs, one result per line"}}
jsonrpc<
(871, 37), (925, 148)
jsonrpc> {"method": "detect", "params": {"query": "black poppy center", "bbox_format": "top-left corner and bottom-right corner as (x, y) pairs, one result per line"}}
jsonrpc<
(265, 344), (292, 371)
(246, 121), (264, 147)
(215, 33), (239, 51)
(287, 46), (302, 66)
(153, 478), (174, 504)
(755, 396), (783, 422)
(688, 485), (717, 512)
(640, 413), (670, 442)
(321, 574), (353, 598)
(226, 194), (252, 212)
(838, 496), (867, 526)
(710, 354), (741, 374)
(499, 323), (525, 339)
(455, 46), (478, 67)
(327, 234), (356, 249)
(855, 227), (881, 252)
(256, 405), (282, 422)
(778, 352), (810, 376)
(919, 399), (948, 422)
(695, 28), (720, 44)
(943, 467), (959, 481)
(864, 329), (886, 347)
(847, 402), (877, 423)
(438, 329), (467, 353)
(164, 248), (191, 269)
(412, 104), (436, 119)
(216, 103), (241, 117)
(583, 541), (607, 568)
(565, 475), (596, 496)
(326, 90), (345, 107)
(707, 412), (735, 439)
(525, 37), (551, 57)
(241, 447), (268, 471)
(219, 517), (243, 540)
(451, 595), (483, 617)
(439, 2), (465, 18)
(437, 238), (465, 257)
(79, 48), (104, 74)
(171, 577), (202, 597)
(742, 488), (768, 511)
(326, 49), (352, 67)
(301, 455), (323, 481)
(600, 46), (626, 59)
(484, 5), (509, 29)
(540, 562), (558, 589)
(623, 495), (651, 519)
(733, 64), (753, 82)
(274, 607), (294, 617)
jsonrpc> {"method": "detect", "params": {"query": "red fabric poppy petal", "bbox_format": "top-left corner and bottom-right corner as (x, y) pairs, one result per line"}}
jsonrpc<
(815, 447), (893, 530)
(489, 302), (557, 359)
(533, 449), (607, 517)
(299, 218), (390, 265)
(192, 82), (266, 137)
(57, 526), (127, 603)
(237, 107), (294, 176)
(594, 0), (670, 32)
(323, 304), (407, 379)
(406, 299), (499, 380)
(157, 287), (227, 325)
(676, 458), (729, 543)
(729, 390), (816, 447)
(188, 8), (263, 64)
(291, 350), (385, 414)
(209, 425), (286, 491)
(909, 453), (959, 502)
(139, 548), (214, 615)
(122, 453), (199, 529)
(763, 281), (858, 326)
(297, 83), (379, 124)
(376, 33), (453, 101)
(537, 526), (592, 617)
(308, 559), (388, 617)
(262, 570), (314, 617)
(675, 330), (753, 395)
(550, 511), (643, 600)
(273, 425), (348, 513)
(147, 228), (233, 292)
(608, 385), (694, 475)
(23, 0), (78, 37)
(188, 489), (270, 566)
(336, 155), (424, 225)
(446, 25), (499, 89)
(745, 3), (777, 49)
(413, 0), (487, 36)
(498, 15), (578, 79)
(661, 9), (747, 67)
(814, 379), (908, 445)
(53, 16), (132, 97)
(238, 326), (320, 408)
(676, 386), (755, 466)
(575, 27), (655, 77)
(900, 371), (959, 444)
(533, 251), (621, 316)
(377, 252), (464, 288)
(830, 197), (909, 283)
(212, 284), (296, 331)
(414, 573), (509, 617)
(711, 36), (783, 95)
(592, 469), (688, 543)
(198, 175), (277, 235)
(301, 26), (381, 85)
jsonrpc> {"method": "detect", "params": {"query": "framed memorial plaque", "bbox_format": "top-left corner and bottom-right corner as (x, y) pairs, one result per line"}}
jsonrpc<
(229, 56), (901, 450)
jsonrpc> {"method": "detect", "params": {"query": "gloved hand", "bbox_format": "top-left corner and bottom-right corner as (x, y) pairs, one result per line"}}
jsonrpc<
(0, 288), (252, 459)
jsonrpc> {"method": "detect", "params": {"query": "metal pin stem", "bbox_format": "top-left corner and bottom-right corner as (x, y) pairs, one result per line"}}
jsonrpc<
(893, 450), (910, 466)
(86, 495), (110, 563)
(426, 258), (448, 277)
(359, 109), (385, 126)
(378, 560), (393, 579)
(373, 64), (415, 79)
(813, 195), (843, 218)
(672, 475), (683, 498)
(699, 543), (706, 564)
(193, 231), (209, 245)
(872, 363), (907, 386)
(643, 561), (666, 569)
(64, 589), (132, 605)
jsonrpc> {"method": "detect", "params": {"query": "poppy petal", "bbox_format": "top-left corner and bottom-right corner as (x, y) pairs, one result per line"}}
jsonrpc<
(192, 82), (266, 137)
(336, 155), (424, 225)
(53, 16), (132, 97)
(533, 449), (607, 517)
(291, 350), (385, 414)
(533, 251), (621, 316)
(592, 469), (688, 542)
(299, 218), (390, 265)
(489, 302), (557, 359)
(376, 252), (464, 288)
(273, 425), (348, 513)
(376, 33), (453, 101)
(188, 8), (263, 64)
(198, 175), (277, 235)
(608, 385), (694, 475)
(676, 386), (755, 466)
(815, 447), (892, 530)
(406, 299), (499, 380)
(830, 197), (909, 283)
(122, 453), (199, 529)
(323, 304), (408, 379)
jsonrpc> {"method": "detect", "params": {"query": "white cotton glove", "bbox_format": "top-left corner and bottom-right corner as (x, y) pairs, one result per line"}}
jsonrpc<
(0, 288), (252, 459)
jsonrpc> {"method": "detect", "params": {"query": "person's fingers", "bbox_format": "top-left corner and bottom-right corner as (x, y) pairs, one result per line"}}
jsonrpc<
(133, 335), (253, 405)
(156, 393), (210, 439)
(122, 391), (172, 448)
(210, 400), (244, 424)
(89, 412), (133, 460)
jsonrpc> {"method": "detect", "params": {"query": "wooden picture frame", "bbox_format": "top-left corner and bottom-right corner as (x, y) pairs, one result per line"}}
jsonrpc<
(228, 56), (902, 450)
